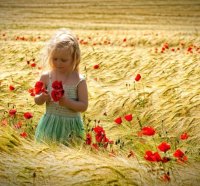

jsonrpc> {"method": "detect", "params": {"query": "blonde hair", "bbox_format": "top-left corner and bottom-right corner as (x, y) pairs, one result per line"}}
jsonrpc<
(41, 28), (81, 72)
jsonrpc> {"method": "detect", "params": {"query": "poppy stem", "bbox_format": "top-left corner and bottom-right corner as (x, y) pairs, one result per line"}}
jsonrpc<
(152, 137), (157, 150)
(133, 81), (136, 90)
(161, 119), (168, 140)
(136, 116), (142, 129)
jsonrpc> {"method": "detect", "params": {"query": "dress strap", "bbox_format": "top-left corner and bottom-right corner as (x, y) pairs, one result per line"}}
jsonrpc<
(48, 71), (52, 80)
(48, 71), (52, 86)
(76, 74), (85, 87)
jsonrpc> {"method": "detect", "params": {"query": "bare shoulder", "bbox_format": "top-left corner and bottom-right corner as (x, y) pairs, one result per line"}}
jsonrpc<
(77, 73), (88, 102)
(72, 71), (86, 83)
(77, 74), (87, 89)
(39, 71), (50, 85)
(79, 73), (85, 81)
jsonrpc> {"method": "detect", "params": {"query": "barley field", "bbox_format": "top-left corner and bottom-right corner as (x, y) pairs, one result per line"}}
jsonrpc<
(0, 0), (200, 185)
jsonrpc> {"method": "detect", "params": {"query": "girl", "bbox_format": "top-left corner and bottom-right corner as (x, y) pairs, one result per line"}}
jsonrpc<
(34, 28), (88, 145)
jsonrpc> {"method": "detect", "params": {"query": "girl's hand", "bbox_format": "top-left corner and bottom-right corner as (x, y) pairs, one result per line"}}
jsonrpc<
(59, 96), (68, 107)
(40, 92), (51, 103)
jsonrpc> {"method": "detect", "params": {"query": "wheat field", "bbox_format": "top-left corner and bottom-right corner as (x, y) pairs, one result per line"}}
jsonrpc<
(0, 0), (200, 185)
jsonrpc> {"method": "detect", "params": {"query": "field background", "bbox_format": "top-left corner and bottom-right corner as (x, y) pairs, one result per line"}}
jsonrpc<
(0, 0), (200, 185)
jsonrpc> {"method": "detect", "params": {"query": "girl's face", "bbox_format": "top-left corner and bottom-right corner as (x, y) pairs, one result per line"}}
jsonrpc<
(51, 47), (73, 73)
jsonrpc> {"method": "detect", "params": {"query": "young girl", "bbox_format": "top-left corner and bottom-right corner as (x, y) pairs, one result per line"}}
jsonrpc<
(34, 28), (88, 145)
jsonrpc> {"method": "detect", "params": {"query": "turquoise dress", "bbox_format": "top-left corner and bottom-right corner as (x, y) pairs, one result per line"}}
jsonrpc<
(35, 73), (85, 145)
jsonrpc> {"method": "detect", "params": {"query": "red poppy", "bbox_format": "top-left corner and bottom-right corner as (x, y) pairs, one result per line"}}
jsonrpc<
(93, 64), (100, 69)
(135, 74), (141, 81)
(102, 136), (111, 148)
(28, 88), (34, 94)
(82, 41), (88, 45)
(178, 155), (188, 163)
(20, 132), (28, 138)
(92, 143), (99, 150)
(9, 85), (15, 91)
(28, 88), (35, 96)
(95, 133), (105, 143)
(51, 89), (64, 102)
(96, 133), (111, 147)
(93, 125), (105, 134)
(24, 112), (33, 119)
(123, 38), (127, 42)
(114, 117), (122, 125)
(30, 92), (35, 97)
(174, 149), (188, 162)
(52, 81), (63, 90)
(162, 157), (171, 163)
(51, 81), (64, 102)
(31, 63), (36, 67)
(144, 150), (162, 162)
(152, 152), (162, 162)
(35, 81), (43, 88)
(93, 125), (113, 147)
(164, 43), (169, 49)
(103, 135), (113, 145)
(31, 81), (47, 96)
(93, 125), (104, 134)
(1, 119), (8, 126)
(124, 114), (132, 122)
(173, 149), (184, 159)
(180, 133), (189, 140)
(187, 47), (192, 52)
(34, 81), (44, 94)
(14, 121), (22, 129)
(86, 133), (92, 145)
(157, 142), (171, 152)
(9, 109), (17, 117)
(93, 125), (106, 143)
(140, 126), (155, 136)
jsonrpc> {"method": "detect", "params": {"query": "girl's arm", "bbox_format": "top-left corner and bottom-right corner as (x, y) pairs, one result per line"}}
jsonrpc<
(59, 80), (88, 112)
(34, 92), (50, 105)
(34, 73), (51, 105)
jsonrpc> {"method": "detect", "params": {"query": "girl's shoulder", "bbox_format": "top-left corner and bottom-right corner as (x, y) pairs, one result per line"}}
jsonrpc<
(72, 72), (86, 86)
(78, 73), (85, 81)
(41, 71), (50, 76)
(40, 71), (50, 79)
(39, 71), (51, 85)
(73, 71), (85, 80)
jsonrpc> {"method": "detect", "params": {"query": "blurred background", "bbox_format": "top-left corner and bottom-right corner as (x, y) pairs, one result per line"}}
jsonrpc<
(0, 0), (200, 31)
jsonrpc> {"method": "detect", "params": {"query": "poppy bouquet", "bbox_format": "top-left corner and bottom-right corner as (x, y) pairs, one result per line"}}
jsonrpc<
(51, 81), (64, 102)
(30, 81), (47, 96)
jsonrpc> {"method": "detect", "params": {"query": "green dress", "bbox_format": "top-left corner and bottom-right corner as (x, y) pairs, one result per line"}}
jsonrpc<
(35, 73), (85, 145)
